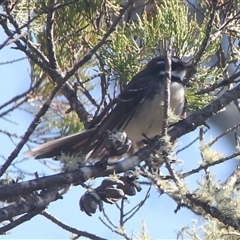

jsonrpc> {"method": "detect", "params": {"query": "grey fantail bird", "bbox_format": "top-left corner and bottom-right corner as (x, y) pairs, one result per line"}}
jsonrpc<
(25, 56), (194, 162)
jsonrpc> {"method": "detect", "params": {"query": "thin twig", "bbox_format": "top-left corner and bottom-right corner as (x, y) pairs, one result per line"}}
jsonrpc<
(0, 97), (28, 118)
(197, 71), (240, 94)
(194, 0), (218, 66)
(162, 42), (182, 185)
(119, 198), (124, 227)
(208, 123), (240, 147)
(223, 165), (240, 189)
(75, 74), (99, 108)
(0, 80), (67, 177)
(41, 211), (106, 240)
(0, 74), (44, 111)
(100, 208), (131, 240)
(181, 151), (240, 178)
(46, 0), (59, 70)
(123, 185), (151, 224)
(0, 57), (27, 65)
(176, 128), (208, 154)
(101, 208), (118, 229)
(0, 207), (45, 234)
(162, 41), (172, 136)
(63, 0), (135, 81)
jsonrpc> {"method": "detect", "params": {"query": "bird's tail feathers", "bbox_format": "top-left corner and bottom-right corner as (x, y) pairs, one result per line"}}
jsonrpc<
(24, 129), (95, 159)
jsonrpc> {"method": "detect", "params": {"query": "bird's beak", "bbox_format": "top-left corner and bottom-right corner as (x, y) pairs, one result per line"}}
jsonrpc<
(184, 63), (196, 75)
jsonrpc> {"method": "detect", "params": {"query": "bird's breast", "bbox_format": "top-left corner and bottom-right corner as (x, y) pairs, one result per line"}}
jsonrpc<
(124, 81), (185, 142)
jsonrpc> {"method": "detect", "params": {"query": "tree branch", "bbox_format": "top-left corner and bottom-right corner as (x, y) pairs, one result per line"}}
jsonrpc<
(0, 188), (62, 223)
(169, 83), (240, 140)
(0, 80), (67, 177)
(1, 80), (240, 203)
(46, 0), (58, 70)
(0, 206), (44, 234)
(0, 139), (160, 202)
(194, 0), (218, 65)
(41, 211), (106, 240)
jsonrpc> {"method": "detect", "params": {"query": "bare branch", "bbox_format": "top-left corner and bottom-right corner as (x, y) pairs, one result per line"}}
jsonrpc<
(181, 151), (240, 178)
(1, 78), (240, 202)
(0, 188), (62, 224)
(0, 57), (27, 65)
(41, 211), (106, 240)
(194, 0), (218, 65)
(0, 208), (43, 235)
(196, 71), (240, 95)
(169, 83), (240, 141)
(0, 80), (67, 177)
(0, 206), (44, 234)
(162, 41), (172, 136)
(223, 165), (240, 189)
(0, 97), (28, 118)
(0, 140), (160, 202)
(208, 123), (240, 147)
(0, 75), (44, 111)
(100, 208), (131, 240)
(75, 74), (99, 108)
(176, 128), (208, 154)
(63, 0), (135, 81)
(46, 0), (59, 70)
(123, 185), (151, 224)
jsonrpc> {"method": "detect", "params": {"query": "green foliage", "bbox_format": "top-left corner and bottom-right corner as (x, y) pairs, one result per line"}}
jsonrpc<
(11, 0), (234, 152)
(35, 1), (105, 70)
(100, 0), (203, 83)
(16, 0), (230, 131)
(155, 0), (201, 57)
(58, 111), (84, 135)
(11, 0), (238, 145)
(187, 89), (215, 112)
(12, 0), (46, 33)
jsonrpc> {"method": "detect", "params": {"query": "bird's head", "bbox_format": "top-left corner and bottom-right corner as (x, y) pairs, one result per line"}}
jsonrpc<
(147, 56), (195, 82)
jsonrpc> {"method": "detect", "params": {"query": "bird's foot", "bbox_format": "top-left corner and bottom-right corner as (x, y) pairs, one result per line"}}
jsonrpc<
(94, 156), (109, 170)
(104, 130), (132, 156)
(142, 133), (160, 145)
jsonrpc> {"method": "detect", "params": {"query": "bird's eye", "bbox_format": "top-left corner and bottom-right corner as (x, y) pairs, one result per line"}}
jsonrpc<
(172, 61), (184, 71)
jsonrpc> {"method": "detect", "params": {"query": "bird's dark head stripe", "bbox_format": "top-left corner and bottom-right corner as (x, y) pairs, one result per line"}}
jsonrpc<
(147, 56), (188, 70)
(146, 56), (192, 82)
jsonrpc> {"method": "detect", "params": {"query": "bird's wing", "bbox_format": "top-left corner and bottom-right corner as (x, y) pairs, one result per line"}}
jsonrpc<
(25, 67), (161, 160)
(84, 73), (160, 155)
